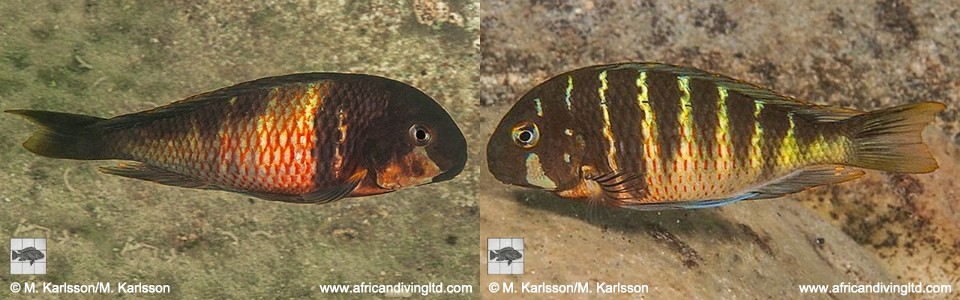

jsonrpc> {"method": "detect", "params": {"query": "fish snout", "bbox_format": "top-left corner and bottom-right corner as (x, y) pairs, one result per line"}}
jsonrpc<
(431, 156), (465, 183)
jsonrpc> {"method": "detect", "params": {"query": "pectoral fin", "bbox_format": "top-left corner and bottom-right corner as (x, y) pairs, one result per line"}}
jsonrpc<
(590, 171), (648, 207)
(300, 169), (368, 204)
(237, 169), (368, 204)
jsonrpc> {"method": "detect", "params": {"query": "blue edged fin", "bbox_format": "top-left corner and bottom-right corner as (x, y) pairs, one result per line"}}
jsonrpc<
(621, 165), (864, 211)
(621, 192), (758, 211)
(750, 165), (864, 200)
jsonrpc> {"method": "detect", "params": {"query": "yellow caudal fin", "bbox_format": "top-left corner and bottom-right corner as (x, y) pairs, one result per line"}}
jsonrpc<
(843, 102), (944, 173)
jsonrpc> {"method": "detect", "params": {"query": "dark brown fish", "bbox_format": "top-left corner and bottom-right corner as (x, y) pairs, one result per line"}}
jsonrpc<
(9, 73), (467, 203)
(487, 63), (943, 210)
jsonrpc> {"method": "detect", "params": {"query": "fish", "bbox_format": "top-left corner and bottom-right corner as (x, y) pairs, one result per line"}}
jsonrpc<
(8, 73), (467, 204)
(489, 247), (523, 265)
(486, 63), (944, 210)
(12, 247), (45, 265)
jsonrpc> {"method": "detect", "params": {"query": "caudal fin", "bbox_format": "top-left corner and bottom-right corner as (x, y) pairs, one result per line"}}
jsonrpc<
(12, 250), (19, 260)
(843, 102), (944, 173)
(6, 110), (111, 160)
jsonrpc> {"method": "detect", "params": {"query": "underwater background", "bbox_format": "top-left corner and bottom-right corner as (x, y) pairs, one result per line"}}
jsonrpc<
(1, 0), (958, 298)
(0, 0), (479, 298)
(480, 0), (959, 298)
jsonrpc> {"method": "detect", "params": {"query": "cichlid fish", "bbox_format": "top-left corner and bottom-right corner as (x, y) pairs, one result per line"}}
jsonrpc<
(12, 247), (45, 265)
(9, 73), (466, 204)
(489, 247), (522, 265)
(486, 63), (944, 210)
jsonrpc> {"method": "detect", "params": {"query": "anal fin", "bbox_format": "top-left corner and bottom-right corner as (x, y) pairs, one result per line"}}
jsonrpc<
(621, 192), (758, 211)
(100, 162), (214, 189)
(750, 165), (864, 199)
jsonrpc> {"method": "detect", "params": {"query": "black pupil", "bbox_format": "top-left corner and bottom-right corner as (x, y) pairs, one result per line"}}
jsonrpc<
(518, 130), (533, 143)
(415, 129), (427, 140)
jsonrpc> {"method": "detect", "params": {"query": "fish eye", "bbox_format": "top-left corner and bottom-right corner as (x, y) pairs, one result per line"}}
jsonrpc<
(408, 124), (432, 146)
(511, 121), (539, 149)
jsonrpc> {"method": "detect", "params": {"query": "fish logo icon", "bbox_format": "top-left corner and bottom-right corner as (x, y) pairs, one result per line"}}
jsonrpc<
(10, 238), (47, 274)
(11, 247), (44, 265)
(489, 247), (523, 265)
(487, 238), (524, 275)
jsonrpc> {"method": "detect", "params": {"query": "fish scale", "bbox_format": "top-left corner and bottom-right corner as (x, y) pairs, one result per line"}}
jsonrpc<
(117, 84), (310, 193)
(487, 62), (943, 210)
(9, 73), (467, 203)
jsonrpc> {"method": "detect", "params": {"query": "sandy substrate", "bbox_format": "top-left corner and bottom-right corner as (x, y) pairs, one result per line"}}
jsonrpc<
(0, 1), (479, 298)
(481, 0), (959, 298)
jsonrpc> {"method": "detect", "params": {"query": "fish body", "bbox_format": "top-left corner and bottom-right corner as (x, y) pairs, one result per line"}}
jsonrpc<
(12, 247), (45, 265)
(486, 63), (943, 210)
(9, 73), (467, 203)
(489, 247), (522, 265)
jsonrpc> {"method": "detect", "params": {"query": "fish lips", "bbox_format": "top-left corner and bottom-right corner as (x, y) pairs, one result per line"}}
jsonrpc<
(485, 140), (518, 186)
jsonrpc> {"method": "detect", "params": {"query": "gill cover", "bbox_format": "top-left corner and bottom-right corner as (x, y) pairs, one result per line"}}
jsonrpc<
(365, 79), (466, 192)
(487, 88), (582, 191)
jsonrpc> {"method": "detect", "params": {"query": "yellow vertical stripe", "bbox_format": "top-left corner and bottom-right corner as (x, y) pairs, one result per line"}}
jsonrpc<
(256, 91), (280, 177)
(715, 86), (733, 180)
(564, 76), (573, 111)
(807, 133), (827, 161)
(779, 113), (799, 168)
(598, 71), (619, 171)
(677, 76), (696, 163)
(636, 72), (657, 190)
(751, 101), (765, 169)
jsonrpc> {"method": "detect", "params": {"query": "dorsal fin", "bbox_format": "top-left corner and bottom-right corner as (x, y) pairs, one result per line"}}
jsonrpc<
(606, 63), (865, 122)
(98, 73), (350, 130)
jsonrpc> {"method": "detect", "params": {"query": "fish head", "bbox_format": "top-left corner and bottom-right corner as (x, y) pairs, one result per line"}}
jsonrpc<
(368, 80), (467, 191)
(486, 81), (584, 192)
